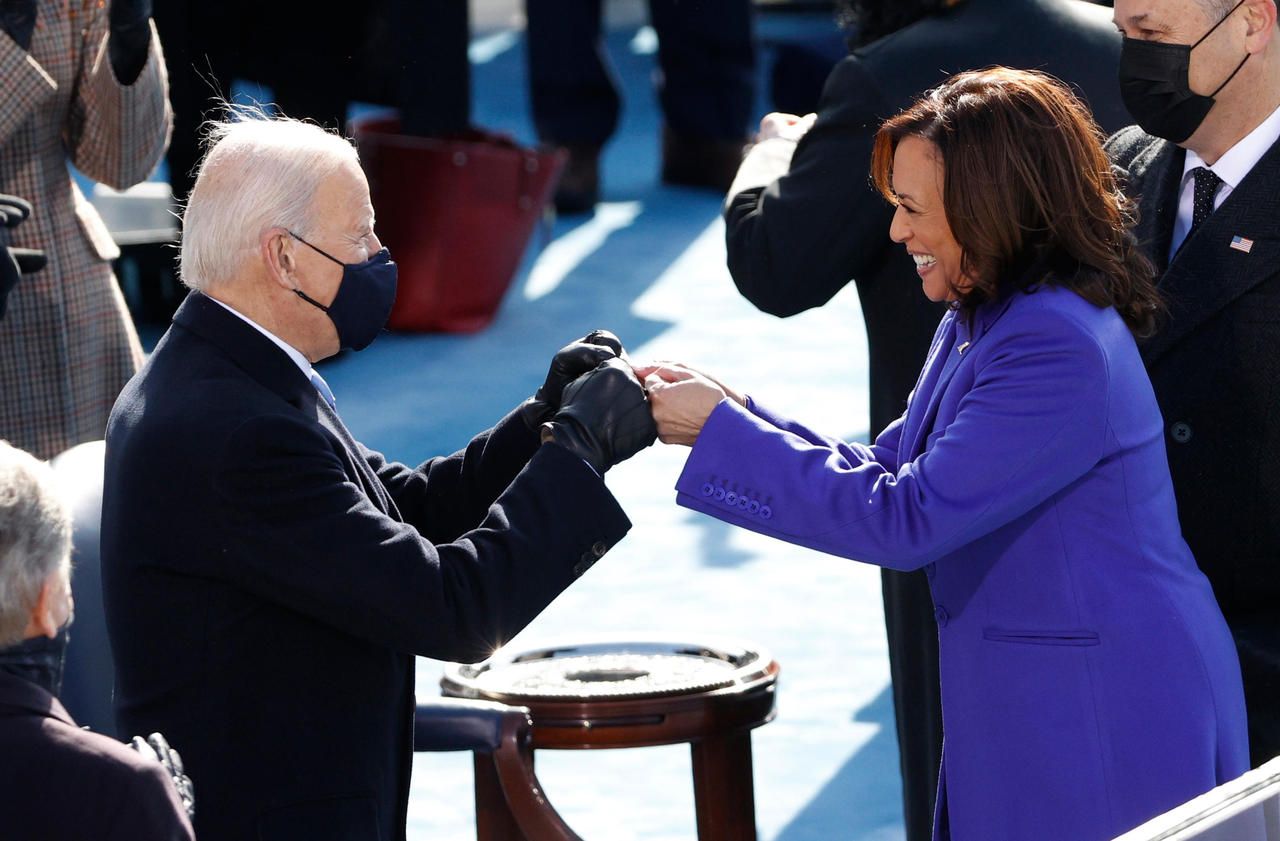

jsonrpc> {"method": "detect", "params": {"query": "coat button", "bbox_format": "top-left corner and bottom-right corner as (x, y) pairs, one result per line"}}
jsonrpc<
(714, 487), (727, 501)
(737, 496), (751, 511)
(701, 483), (715, 497)
(934, 606), (949, 627)
(759, 505), (772, 520)
(591, 541), (608, 558)
(725, 491), (738, 506)
(1170, 422), (1193, 444)
(747, 500), (760, 514)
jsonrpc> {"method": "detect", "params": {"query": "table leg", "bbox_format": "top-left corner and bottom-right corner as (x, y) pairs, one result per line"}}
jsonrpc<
(691, 731), (758, 841)
(474, 753), (522, 841)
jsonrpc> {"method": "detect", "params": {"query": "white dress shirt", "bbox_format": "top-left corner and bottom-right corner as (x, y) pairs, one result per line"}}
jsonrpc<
(1169, 103), (1280, 259)
(208, 297), (331, 401)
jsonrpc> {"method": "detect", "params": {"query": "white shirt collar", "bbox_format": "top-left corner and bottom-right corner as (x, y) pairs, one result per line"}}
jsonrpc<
(1182, 101), (1280, 190)
(208, 297), (314, 378)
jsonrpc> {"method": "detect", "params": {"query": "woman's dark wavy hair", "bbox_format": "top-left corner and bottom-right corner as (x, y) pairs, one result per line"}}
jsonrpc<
(870, 67), (1162, 337)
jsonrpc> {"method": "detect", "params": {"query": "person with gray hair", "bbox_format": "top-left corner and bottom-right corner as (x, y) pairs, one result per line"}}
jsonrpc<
(101, 111), (657, 841)
(0, 439), (194, 840)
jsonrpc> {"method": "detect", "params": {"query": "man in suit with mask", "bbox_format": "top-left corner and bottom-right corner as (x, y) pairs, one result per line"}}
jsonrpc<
(1108, 0), (1280, 769)
(101, 113), (657, 841)
(721, 2), (1131, 837)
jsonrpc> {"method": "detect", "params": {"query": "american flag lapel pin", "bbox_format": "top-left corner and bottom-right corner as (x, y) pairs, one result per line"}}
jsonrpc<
(1230, 235), (1254, 253)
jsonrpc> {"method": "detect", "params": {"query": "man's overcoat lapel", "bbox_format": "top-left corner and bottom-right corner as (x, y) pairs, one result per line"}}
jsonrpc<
(1140, 138), (1280, 365)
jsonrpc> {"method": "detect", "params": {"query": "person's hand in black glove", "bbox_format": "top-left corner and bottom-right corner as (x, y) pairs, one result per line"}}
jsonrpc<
(0, 0), (36, 51)
(130, 731), (195, 819)
(540, 357), (657, 474)
(520, 329), (628, 430)
(107, 0), (152, 84)
(0, 194), (45, 321)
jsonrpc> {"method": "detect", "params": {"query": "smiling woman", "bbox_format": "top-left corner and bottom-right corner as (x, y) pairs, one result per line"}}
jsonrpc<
(870, 67), (1162, 333)
(641, 66), (1250, 841)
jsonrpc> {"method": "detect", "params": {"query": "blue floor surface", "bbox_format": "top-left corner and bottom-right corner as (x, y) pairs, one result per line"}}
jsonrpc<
(145, 15), (907, 841)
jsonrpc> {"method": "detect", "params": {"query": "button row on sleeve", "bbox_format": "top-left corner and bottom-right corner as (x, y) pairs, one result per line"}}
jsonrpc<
(701, 483), (772, 519)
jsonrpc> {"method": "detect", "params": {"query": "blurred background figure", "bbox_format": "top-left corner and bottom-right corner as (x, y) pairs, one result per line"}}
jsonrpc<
(0, 439), (194, 840)
(721, 2), (1130, 838)
(154, 0), (468, 207)
(0, 0), (171, 460)
(526, 0), (757, 213)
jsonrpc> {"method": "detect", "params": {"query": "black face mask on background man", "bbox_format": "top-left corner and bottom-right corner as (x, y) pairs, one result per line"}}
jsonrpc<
(288, 231), (399, 352)
(1119, 0), (1250, 144)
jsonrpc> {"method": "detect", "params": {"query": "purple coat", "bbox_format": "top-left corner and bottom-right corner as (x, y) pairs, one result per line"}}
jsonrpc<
(676, 285), (1248, 840)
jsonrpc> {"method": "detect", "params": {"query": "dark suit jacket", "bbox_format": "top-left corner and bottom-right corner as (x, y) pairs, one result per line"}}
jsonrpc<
(101, 292), (632, 841)
(1107, 125), (1280, 764)
(0, 672), (194, 840)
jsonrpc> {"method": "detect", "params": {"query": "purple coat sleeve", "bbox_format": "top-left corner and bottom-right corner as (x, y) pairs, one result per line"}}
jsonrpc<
(676, 309), (1110, 570)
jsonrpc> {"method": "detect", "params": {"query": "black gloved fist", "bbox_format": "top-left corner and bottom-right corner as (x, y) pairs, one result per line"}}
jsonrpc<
(130, 731), (196, 819)
(0, 0), (37, 51)
(540, 357), (657, 474)
(0, 194), (45, 321)
(520, 329), (627, 430)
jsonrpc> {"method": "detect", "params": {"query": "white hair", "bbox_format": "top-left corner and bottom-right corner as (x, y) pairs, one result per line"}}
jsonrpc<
(0, 441), (70, 646)
(179, 107), (361, 291)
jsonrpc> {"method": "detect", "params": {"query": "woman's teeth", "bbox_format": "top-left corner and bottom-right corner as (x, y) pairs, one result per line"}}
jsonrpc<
(912, 254), (936, 267)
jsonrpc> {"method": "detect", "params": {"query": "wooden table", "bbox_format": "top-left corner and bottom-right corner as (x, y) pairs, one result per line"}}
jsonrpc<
(441, 639), (780, 841)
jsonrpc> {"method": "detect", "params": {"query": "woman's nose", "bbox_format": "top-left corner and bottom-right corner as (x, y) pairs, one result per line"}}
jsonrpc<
(889, 205), (910, 244)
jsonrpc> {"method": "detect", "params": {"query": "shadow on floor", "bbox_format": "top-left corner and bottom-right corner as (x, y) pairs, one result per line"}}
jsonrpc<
(774, 685), (908, 841)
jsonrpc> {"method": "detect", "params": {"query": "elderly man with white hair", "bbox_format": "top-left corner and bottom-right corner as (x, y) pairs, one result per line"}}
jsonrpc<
(101, 113), (656, 841)
(0, 440), (194, 840)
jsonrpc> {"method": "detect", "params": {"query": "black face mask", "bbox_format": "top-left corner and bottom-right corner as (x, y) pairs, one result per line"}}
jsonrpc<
(0, 620), (71, 697)
(1119, 0), (1250, 144)
(288, 231), (398, 352)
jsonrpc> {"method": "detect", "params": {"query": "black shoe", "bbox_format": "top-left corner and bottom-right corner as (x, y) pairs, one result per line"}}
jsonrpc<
(552, 145), (601, 215)
(661, 127), (748, 192)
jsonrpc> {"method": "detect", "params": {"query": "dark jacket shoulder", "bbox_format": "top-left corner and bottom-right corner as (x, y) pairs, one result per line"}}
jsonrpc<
(0, 674), (194, 840)
(1105, 125), (1165, 172)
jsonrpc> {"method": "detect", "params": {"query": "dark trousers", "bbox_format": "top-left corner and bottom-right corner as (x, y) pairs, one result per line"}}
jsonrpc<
(525, 0), (756, 146)
(883, 568), (944, 841)
(1232, 618), (1280, 767)
(155, 1), (470, 204)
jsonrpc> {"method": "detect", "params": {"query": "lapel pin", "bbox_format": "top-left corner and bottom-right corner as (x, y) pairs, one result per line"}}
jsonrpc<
(957, 341), (971, 354)
(1230, 235), (1254, 253)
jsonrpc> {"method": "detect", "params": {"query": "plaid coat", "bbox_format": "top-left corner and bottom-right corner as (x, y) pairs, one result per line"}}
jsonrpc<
(0, 3), (171, 459)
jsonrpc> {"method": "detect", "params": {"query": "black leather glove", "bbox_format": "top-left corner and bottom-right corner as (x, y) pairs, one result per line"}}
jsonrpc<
(0, 0), (36, 51)
(540, 358), (657, 474)
(520, 329), (627, 430)
(107, 0), (152, 84)
(130, 731), (195, 819)
(0, 194), (45, 321)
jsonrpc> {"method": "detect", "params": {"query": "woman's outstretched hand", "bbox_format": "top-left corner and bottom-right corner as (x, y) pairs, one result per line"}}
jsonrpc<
(634, 362), (745, 447)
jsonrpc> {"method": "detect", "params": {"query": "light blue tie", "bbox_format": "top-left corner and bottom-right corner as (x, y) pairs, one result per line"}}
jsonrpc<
(309, 370), (337, 411)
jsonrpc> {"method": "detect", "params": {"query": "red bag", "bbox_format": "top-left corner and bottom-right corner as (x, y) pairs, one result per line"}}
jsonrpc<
(353, 118), (566, 332)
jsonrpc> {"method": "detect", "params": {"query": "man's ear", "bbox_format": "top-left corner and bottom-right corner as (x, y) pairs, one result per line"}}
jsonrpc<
(260, 228), (298, 291)
(27, 576), (62, 639)
(1246, 0), (1277, 48)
